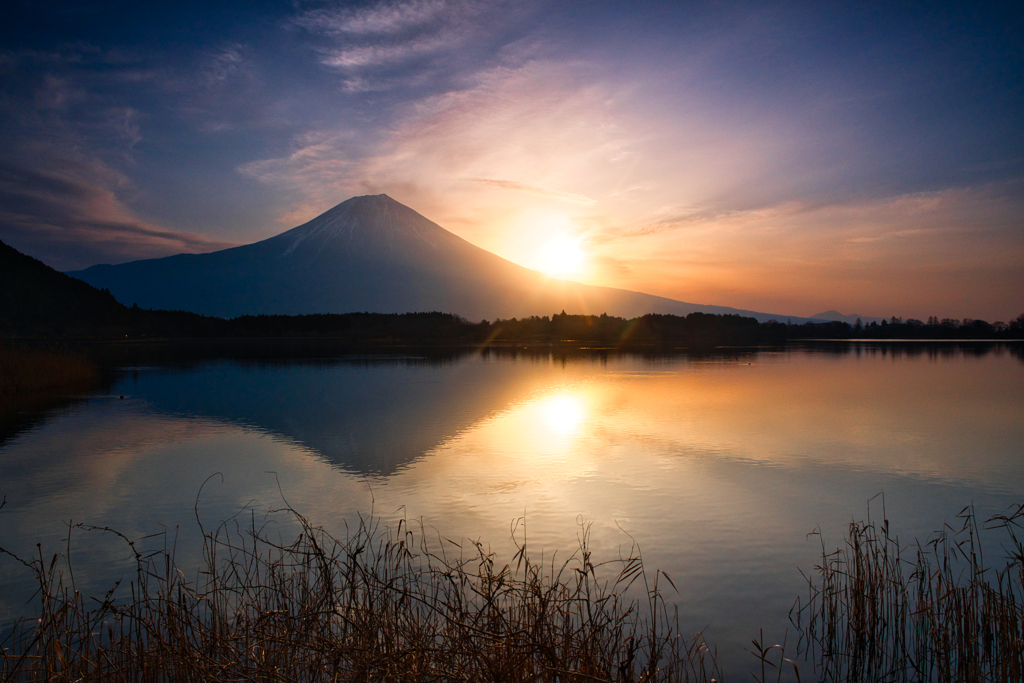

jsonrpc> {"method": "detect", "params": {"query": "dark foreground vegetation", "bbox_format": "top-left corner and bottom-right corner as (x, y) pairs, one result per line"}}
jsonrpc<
(0, 504), (721, 682)
(1, 501), (1022, 681)
(796, 503), (1024, 682)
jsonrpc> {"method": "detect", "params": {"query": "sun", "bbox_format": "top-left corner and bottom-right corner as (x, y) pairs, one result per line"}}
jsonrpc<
(537, 233), (587, 278)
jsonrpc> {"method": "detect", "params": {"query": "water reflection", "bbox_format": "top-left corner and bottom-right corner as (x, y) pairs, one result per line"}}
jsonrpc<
(0, 390), (103, 450)
(0, 342), (1021, 675)
(540, 393), (587, 436)
(92, 342), (1024, 484)
(116, 357), (577, 475)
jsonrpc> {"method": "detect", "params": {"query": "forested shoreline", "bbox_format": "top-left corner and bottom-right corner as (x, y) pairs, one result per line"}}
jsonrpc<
(5, 307), (1024, 346)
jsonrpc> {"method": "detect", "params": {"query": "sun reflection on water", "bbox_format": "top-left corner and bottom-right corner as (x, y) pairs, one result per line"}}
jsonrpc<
(540, 393), (586, 436)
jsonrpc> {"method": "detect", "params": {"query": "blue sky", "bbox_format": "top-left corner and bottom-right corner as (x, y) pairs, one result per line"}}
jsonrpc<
(1, 0), (1022, 319)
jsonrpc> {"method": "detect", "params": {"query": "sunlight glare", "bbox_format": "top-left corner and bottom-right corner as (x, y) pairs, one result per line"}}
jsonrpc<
(537, 233), (587, 278)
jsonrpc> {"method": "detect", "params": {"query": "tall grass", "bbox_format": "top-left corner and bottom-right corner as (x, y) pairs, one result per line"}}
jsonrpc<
(0, 345), (99, 397)
(0, 503), (720, 682)
(793, 502), (1024, 682)
(6, 496), (1023, 681)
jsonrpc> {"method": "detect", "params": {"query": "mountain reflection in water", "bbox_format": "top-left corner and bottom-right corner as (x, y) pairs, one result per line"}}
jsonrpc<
(0, 341), (1021, 674)
(104, 342), (1023, 483)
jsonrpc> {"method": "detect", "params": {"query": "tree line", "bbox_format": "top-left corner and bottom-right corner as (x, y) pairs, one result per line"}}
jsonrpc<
(786, 314), (1024, 340)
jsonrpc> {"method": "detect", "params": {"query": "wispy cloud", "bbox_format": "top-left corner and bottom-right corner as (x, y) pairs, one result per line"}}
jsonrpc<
(623, 202), (813, 237)
(292, 0), (526, 90)
(0, 163), (235, 269)
(463, 178), (596, 204)
(0, 45), (250, 268)
(238, 60), (629, 232)
(320, 36), (449, 70)
(203, 44), (255, 86)
(296, 0), (451, 36)
(239, 129), (364, 205)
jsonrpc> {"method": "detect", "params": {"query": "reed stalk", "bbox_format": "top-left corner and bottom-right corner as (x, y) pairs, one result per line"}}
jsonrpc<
(793, 502), (1024, 682)
(0, 504), (720, 682)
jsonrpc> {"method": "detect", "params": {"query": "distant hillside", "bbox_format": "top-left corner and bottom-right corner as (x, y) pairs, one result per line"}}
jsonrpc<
(0, 238), (130, 335)
(70, 194), (823, 324)
(811, 310), (884, 325)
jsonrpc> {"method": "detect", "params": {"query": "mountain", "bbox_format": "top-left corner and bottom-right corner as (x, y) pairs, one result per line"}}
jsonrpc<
(811, 310), (885, 325)
(70, 195), (821, 323)
(0, 238), (131, 335)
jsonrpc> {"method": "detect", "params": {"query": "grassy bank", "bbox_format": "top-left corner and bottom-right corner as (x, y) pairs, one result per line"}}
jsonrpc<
(0, 346), (99, 398)
(1, 503), (1022, 681)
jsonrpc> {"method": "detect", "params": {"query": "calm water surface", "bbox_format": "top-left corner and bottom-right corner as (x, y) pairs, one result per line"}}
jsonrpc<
(1, 343), (1022, 674)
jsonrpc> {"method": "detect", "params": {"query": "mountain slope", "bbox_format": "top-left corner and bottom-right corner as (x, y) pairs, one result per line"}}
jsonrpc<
(0, 238), (130, 335)
(70, 195), (819, 322)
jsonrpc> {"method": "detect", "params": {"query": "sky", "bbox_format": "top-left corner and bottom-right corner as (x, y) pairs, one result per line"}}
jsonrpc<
(1, 0), (1022, 321)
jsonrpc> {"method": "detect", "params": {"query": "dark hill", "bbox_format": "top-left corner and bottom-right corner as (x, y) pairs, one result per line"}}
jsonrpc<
(0, 238), (130, 335)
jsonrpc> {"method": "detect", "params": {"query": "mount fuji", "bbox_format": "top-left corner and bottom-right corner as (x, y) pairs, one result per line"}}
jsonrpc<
(69, 195), (818, 323)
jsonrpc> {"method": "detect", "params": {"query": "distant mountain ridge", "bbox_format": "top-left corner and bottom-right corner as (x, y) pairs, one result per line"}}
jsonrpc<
(811, 310), (885, 325)
(69, 195), (824, 323)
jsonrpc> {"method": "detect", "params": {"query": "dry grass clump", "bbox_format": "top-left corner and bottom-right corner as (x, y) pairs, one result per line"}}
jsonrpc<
(793, 502), (1024, 682)
(0, 345), (99, 397)
(0, 503), (720, 682)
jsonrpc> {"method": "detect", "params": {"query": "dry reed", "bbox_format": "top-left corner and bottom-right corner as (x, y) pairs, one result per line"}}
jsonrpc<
(0, 346), (99, 397)
(0, 500), (721, 682)
(793, 501), (1024, 682)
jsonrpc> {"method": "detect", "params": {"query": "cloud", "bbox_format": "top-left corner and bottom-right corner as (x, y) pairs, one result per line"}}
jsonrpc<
(239, 129), (364, 205)
(292, 0), (527, 91)
(622, 202), (813, 237)
(296, 0), (450, 36)
(463, 178), (596, 204)
(320, 35), (451, 71)
(0, 44), (257, 268)
(236, 58), (632, 253)
(108, 106), (142, 149)
(0, 163), (236, 270)
(242, 60), (628, 194)
(180, 43), (277, 132)
(203, 44), (255, 86)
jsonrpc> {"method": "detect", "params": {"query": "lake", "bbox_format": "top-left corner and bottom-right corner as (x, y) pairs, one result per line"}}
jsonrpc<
(1, 341), (1022, 676)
